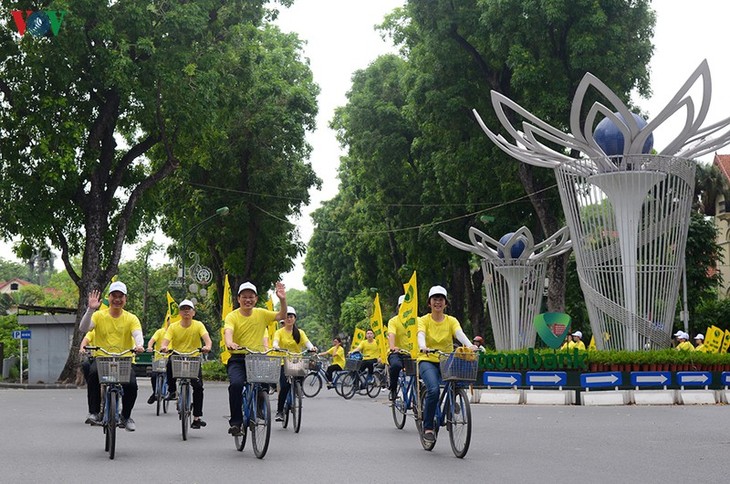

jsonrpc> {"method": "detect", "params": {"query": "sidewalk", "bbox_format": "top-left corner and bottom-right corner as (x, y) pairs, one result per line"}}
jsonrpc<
(0, 381), (78, 389)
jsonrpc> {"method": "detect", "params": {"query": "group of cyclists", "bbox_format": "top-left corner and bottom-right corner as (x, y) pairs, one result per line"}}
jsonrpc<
(78, 279), (478, 452)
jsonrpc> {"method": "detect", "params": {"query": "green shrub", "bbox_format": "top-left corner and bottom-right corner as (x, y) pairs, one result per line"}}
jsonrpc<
(202, 360), (228, 381)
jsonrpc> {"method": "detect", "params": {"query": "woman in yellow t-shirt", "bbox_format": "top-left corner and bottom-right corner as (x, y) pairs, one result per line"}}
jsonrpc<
(417, 285), (476, 443)
(319, 337), (345, 385)
(350, 329), (380, 376)
(272, 306), (317, 422)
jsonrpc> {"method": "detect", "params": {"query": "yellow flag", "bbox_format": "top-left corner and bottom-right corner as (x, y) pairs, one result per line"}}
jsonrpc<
(369, 293), (388, 361)
(165, 292), (181, 329)
(705, 325), (724, 353)
(588, 335), (597, 350)
(220, 275), (234, 365)
(398, 271), (419, 358)
(721, 329), (730, 354)
(265, 298), (277, 345)
(351, 327), (365, 352)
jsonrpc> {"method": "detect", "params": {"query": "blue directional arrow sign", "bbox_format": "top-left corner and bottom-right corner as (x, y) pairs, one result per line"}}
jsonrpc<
(525, 371), (567, 387)
(676, 372), (712, 387)
(581, 372), (622, 388)
(482, 371), (522, 387)
(630, 371), (671, 387)
(721, 372), (730, 387)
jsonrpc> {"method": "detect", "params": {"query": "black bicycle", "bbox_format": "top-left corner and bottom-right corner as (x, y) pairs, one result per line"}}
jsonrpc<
(169, 349), (203, 441)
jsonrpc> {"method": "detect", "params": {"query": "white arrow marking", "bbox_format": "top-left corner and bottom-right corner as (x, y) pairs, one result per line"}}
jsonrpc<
(487, 375), (517, 385)
(636, 374), (668, 384)
(680, 375), (708, 383)
(585, 374), (618, 384)
(529, 374), (562, 384)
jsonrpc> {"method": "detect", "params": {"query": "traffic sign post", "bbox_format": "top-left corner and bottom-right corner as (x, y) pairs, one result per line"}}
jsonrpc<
(12, 330), (31, 384)
(676, 371), (712, 389)
(581, 372), (622, 390)
(483, 371), (522, 387)
(630, 371), (671, 389)
(525, 371), (567, 388)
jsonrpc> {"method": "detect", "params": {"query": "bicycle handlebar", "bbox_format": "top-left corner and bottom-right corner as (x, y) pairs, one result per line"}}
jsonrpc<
(84, 346), (135, 357)
(169, 348), (204, 357)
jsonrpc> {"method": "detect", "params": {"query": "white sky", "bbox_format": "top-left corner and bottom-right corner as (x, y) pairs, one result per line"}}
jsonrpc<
(2, 0), (729, 291)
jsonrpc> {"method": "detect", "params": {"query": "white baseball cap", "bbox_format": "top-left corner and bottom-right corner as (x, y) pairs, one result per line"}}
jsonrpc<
(179, 299), (195, 309)
(108, 281), (127, 295)
(397, 295), (405, 306)
(695, 334), (704, 340)
(673, 331), (684, 338)
(237, 282), (257, 295)
(428, 285), (448, 299)
(286, 306), (296, 316)
(572, 331), (582, 338)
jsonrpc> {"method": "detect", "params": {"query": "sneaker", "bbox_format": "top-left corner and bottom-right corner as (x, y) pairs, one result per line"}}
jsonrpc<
(275, 412), (284, 422)
(191, 419), (207, 429)
(389, 389), (396, 401)
(147, 394), (156, 405)
(85, 413), (100, 425)
(122, 417), (136, 432)
(423, 430), (436, 442)
(326, 383), (334, 389)
(228, 425), (242, 437)
(167, 391), (178, 400)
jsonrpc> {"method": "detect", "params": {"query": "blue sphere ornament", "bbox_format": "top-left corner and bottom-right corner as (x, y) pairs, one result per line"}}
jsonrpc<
(497, 233), (527, 259)
(26, 12), (51, 37)
(593, 112), (653, 157)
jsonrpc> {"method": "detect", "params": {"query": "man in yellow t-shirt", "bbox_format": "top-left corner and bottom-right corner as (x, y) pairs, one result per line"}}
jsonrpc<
(161, 299), (212, 429)
(145, 325), (168, 404)
(674, 331), (694, 351)
(570, 331), (586, 351)
(350, 329), (380, 376)
(387, 295), (409, 401)
(223, 281), (287, 436)
(79, 281), (144, 431)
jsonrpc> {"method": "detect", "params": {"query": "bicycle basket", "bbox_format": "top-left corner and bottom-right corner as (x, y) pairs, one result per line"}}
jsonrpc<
(152, 358), (168, 373)
(284, 356), (310, 377)
(171, 356), (201, 379)
(439, 352), (478, 381)
(245, 354), (281, 383)
(308, 357), (321, 371)
(345, 357), (363, 371)
(96, 357), (132, 384)
(403, 357), (417, 376)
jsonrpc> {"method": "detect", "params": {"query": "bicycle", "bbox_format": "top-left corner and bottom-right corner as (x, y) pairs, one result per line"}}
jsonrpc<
(151, 350), (170, 416)
(415, 349), (477, 458)
(85, 346), (134, 460)
(232, 348), (279, 459)
(339, 354), (382, 399)
(390, 350), (418, 430)
(300, 354), (347, 398)
(279, 349), (313, 433)
(169, 348), (203, 441)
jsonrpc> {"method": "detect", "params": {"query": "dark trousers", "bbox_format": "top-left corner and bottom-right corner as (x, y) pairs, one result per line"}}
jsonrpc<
(388, 352), (406, 393)
(325, 364), (342, 382)
(277, 366), (289, 413)
(361, 359), (376, 375)
(87, 359), (138, 419)
(167, 359), (205, 417)
(227, 354), (247, 426)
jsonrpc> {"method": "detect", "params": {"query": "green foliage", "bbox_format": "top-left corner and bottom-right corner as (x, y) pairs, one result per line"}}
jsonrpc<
(0, 315), (23, 358)
(0, 258), (28, 281)
(202, 360), (228, 381)
(339, 290), (374, 343)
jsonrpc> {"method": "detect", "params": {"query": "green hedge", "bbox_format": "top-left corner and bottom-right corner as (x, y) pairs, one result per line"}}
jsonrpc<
(202, 360), (228, 381)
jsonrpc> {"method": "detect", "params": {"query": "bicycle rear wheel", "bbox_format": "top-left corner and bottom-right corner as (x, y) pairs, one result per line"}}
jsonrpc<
(340, 372), (356, 400)
(367, 373), (382, 398)
(251, 389), (271, 459)
(391, 380), (407, 429)
(282, 390), (290, 429)
(292, 380), (303, 433)
(107, 393), (118, 459)
(180, 383), (191, 441)
(155, 376), (164, 416)
(448, 387), (472, 458)
(302, 372), (322, 398)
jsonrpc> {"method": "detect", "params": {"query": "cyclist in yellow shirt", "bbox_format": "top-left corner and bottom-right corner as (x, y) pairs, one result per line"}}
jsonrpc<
(272, 306), (317, 421)
(79, 281), (144, 431)
(146, 325), (168, 405)
(350, 329), (380, 376)
(160, 299), (212, 429)
(223, 281), (287, 437)
(319, 337), (345, 386)
(418, 285), (476, 443)
(387, 295), (408, 401)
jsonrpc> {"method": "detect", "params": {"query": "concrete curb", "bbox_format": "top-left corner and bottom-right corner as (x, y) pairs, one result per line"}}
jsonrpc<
(0, 382), (78, 389)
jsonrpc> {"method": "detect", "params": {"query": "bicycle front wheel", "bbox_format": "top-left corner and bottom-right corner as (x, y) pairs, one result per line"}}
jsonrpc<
(391, 385), (407, 429)
(155, 376), (163, 416)
(302, 372), (322, 398)
(292, 380), (303, 433)
(448, 387), (472, 458)
(367, 373), (382, 398)
(180, 383), (191, 441)
(106, 393), (118, 459)
(340, 372), (356, 400)
(251, 389), (271, 459)
(416, 383), (437, 451)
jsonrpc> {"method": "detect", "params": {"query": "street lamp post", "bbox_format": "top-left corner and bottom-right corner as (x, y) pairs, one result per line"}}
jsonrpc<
(180, 206), (229, 295)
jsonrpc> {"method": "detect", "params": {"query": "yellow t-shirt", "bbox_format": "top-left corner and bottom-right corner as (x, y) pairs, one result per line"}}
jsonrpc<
(326, 345), (345, 368)
(417, 313), (462, 363)
(571, 340), (586, 351)
(387, 315), (409, 350)
(164, 320), (208, 353)
(90, 309), (142, 357)
(224, 307), (275, 354)
(84, 330), (95, 345)
(149, 327), (168, 360)
(695, 343), (705, 352)
(273, 327), (311, 354)
(676, 341), (695, 351)
(353, 339), (380, 360)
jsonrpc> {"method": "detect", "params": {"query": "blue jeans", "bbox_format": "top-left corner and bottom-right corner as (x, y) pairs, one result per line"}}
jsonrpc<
(419, 361), (441, 431)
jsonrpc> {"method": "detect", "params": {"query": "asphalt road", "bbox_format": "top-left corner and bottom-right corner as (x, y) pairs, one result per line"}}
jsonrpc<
(1, 380), (729, 483)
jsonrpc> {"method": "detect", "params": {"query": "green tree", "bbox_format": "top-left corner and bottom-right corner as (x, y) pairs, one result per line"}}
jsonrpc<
(0, 258), (27, 282)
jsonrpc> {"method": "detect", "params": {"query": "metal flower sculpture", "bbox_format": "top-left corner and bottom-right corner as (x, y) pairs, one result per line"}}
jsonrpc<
(472, 60), (730, 350)
(440, 227), (571, 350)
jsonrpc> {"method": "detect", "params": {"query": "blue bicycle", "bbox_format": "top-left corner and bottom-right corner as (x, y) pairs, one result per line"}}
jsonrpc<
(169, 349), (202, 441)
(86, 346), (134, 460)
(415, 349), (477, 458)
(151, 350), (169, 416)
(233, 348), (279, 459)
(280, 350), (314, 433)
(301, 354), (348, 398)
(390, 351), (418, 430)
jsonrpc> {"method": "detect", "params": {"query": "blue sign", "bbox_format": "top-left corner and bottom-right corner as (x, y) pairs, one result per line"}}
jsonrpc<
(581, 372), (622, 388)
(630, 371), (671, 387)
(12, 330), (31, 340)
(721, 372), (730, 387)
(525, 371), (567, 387)
(483, 371), (522, 387)
(676, 372), (712, 387)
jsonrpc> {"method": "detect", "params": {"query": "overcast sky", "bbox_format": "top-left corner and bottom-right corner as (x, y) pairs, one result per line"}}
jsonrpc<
(2, 0), (729, 292)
